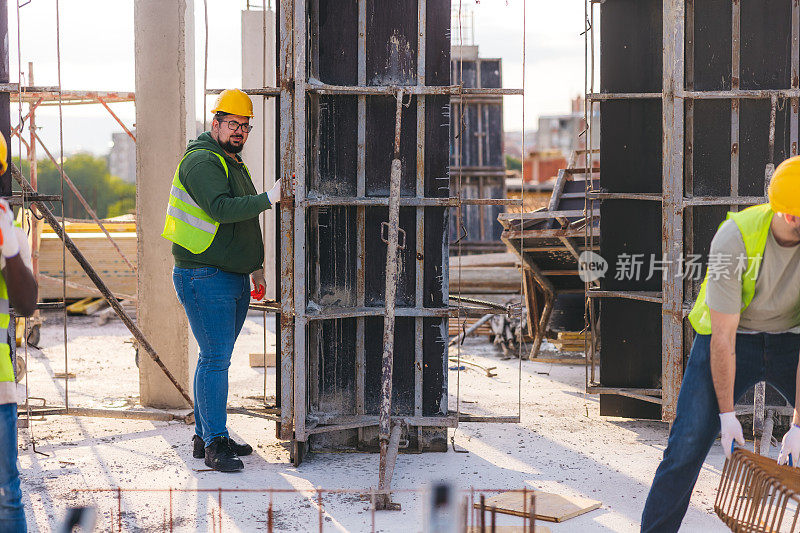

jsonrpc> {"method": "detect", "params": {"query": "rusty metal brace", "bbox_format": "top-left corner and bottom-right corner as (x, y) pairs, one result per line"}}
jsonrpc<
(376, 89), (405, 511)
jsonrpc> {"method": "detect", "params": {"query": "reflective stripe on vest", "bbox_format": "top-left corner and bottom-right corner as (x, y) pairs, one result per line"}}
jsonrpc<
(166, 204), (217, 234)
(688, 203), (774, 335)
(161, 149), (229, 254)
(0, 271), (13, 383)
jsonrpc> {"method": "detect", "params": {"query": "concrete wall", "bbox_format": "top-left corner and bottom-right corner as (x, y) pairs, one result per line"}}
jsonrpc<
(241, 9), (277, 299)
(135, 0), (196, 408)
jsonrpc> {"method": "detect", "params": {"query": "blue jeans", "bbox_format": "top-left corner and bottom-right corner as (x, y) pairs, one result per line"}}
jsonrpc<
(173, 267), (250, 446)
(641, 332), (800, 532)
(0, 403), (25, 532)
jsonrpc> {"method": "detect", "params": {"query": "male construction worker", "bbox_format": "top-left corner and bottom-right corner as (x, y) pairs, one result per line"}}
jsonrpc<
(640, 156), (800, 532)
(163, 89), (281, 472)
(0, 134), (37, 531)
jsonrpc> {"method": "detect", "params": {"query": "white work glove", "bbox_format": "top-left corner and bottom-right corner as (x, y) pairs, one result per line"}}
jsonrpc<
(720, 411), (745, 459)
(250, 269), (266, 301)
(778, 425), (800, 466)
(0, 198), (19, 260)
(267, 178), (281, 205)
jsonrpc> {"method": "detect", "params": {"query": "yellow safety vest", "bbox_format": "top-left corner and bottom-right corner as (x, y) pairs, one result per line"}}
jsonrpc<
(688, 203), (774, 334)
(0, 270), (12, 384)
(162, 149), (230, 254)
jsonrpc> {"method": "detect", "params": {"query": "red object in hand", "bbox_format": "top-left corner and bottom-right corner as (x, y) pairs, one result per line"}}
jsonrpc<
(251, 285), (265, 301)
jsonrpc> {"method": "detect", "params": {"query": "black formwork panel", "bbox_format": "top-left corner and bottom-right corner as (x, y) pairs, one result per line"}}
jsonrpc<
(599, 0), (663, 419)
(450, 55), (505, 251)
(297, 0), (451, 451)
(598, 0), (798, 419)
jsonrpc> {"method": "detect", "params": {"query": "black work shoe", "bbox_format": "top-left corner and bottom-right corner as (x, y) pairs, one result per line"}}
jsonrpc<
(204, 437), (244, 472)
(224, 436), (253, 457)
(192, 435), (205, 459)
(194, 435), (253, 458)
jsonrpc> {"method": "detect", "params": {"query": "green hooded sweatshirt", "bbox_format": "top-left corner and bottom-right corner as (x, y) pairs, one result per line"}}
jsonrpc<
(171, 131), (271, 273)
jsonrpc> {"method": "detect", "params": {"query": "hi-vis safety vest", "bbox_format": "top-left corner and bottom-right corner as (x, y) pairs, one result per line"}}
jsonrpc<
(688, 203), (774, 335)
(162, 149), (236, 254)
(0, 270), (13, 387)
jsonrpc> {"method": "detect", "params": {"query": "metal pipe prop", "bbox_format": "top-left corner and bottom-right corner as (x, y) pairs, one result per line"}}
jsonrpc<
(377, 90), (405, 510)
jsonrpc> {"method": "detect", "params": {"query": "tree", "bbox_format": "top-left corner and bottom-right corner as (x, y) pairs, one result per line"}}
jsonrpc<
(13, 153), (135, 219)
(505, 154), (522, 171)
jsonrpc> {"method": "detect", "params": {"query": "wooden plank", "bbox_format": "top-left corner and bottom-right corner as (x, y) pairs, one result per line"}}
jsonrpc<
(249, 352), (277, 368)
(498, 210), (587, 222)
(449, 266), (521, 294)
(449, 252), (517, 269)
(474, 491), (601, 523)
(39, 231), (137, 299)
(531, 356), (586, 365)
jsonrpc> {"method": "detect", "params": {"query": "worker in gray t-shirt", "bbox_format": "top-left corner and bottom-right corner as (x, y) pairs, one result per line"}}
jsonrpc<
(641, 156), (800, 533)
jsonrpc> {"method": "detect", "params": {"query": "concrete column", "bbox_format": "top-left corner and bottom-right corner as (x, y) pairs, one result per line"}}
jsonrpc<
(135, 0), (196, 408)
(241, 9), (277, 299)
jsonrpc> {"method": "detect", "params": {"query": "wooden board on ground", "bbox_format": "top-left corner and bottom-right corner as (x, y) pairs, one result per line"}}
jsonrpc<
(467, 526), (551, 533)
(530, 356), (586, 365)
(249, 352), (276, 368)
(474, 491), (601, 523)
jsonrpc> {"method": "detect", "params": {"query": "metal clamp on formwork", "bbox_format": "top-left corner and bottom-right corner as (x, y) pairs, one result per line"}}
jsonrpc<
(380, 222), (406, 250)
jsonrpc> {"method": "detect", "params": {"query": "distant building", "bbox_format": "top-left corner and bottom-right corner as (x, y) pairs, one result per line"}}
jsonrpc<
(523, 150), (567, 184)
(108, 131), (136, 183)
(535, 96), (599, 156)
(108, 122), (205, 183)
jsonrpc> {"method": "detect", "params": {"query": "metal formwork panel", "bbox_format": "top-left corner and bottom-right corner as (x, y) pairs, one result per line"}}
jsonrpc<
(592, 0), (800, 420)
(450, 56), (506, 251)
(277, 0), (452, 449)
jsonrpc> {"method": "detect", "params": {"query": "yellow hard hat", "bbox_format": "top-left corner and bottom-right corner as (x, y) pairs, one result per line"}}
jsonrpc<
(0, 135), (8, 174)
(769, 156), (800, 217)
(210, 89), (254, 118)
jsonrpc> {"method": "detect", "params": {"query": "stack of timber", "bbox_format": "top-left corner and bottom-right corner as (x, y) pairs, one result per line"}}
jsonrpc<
(448, 252), (521, 295)
(551, 331), (590, 353)
(499, 150), (599, 359)
(37, 216), (137, 300)
(448, 316), (493, 337)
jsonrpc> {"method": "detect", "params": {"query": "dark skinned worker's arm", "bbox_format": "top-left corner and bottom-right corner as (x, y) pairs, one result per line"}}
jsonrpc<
(709, 307), (744, 458)
(0, 199), (37, 317)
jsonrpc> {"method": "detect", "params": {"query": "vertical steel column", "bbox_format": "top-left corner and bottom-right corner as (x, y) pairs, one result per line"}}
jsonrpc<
(28, 63), (40, 290)
(683, 0), (696, 364)
(661, 0), (686, 423)
(415, 0), (427, 447)
(292, 0), (308, 443)
(278, 0), (295, 441)
(791, 0), (799, 156)
(356, 0), (367, 447)
(475, 60), (485, 241)
(730, 0), (740, 212)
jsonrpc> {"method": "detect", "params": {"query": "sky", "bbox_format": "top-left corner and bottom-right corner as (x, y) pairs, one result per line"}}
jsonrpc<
(7, 0), (592, 157)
